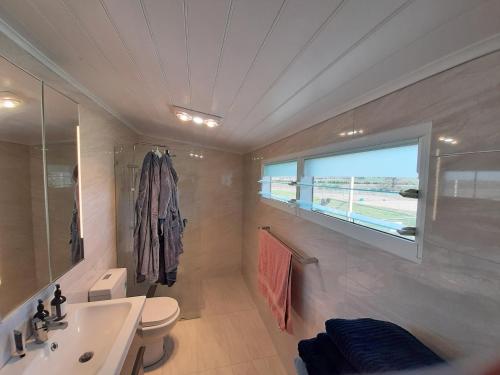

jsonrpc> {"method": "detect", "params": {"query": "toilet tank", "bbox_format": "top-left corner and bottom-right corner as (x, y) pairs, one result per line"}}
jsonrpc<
(88, 268), (127, 301)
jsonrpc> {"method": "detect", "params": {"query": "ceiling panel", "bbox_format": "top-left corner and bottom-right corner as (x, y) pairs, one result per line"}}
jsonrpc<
(100, 0), (175, 116)
(0, 0), (155, 126)
(239, 0), (483, 146)
(214, 0), (343, 143)
(230, 0), (409, 140)
(142, 0), (191, 107)
(279, 0), (500, 141)
(63, 0), (160, 115)
(210, 0), (284, 116)
(0, 0), (497, 152)
(186, 0), (231, 113)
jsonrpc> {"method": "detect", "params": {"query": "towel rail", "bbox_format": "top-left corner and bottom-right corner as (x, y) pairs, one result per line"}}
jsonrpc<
(258, 226), (318, 265)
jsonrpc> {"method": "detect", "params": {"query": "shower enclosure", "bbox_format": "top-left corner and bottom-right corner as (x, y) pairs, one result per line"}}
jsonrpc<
(114, 142), (203, 319)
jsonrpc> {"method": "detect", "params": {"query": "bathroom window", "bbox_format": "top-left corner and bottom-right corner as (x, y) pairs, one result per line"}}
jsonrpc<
(47, 164), (74, 188)
(302, 144), (419, 240)
(258, 123), (431, 262)
(260, 161), (298, 203)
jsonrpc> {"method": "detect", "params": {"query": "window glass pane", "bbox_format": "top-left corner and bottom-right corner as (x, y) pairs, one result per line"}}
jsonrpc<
(271, 177), (296, 201)
(305, 144), (419, 240)
(305, 144), (418, 177)
(261, 161), (297, 202)
(264, 161), (297, 177)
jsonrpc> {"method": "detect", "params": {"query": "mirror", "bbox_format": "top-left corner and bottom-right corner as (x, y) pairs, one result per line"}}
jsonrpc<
(0, 56), (47, 317)
(0, 56), (81, 318)
(44, 85), (81, 280)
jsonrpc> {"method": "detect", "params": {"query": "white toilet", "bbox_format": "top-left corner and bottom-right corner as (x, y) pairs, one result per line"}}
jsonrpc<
(89, 268), (180, 367)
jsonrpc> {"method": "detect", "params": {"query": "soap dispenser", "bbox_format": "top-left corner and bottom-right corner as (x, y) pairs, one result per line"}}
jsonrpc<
(50, 284), (67, 321)
(32, 299), (49, 343)
(33, 299), (49, 321)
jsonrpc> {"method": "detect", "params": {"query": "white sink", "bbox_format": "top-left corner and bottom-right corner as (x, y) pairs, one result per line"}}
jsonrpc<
(0, 296), (145, 375)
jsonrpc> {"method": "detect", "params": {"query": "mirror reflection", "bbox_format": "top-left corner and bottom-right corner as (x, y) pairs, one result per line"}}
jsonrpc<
(0, 56), (82, 318)
(44, 85), (81, 280)
(0, 56), (47, 317)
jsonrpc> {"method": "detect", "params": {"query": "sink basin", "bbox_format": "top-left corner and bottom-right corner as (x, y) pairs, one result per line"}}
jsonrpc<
(0, 296), (145, 375)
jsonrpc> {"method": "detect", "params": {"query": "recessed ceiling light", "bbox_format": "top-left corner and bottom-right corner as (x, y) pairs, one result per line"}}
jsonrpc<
(438, 136), (458, 144)
(192, 116), (203, 125)
(0, 92), (21, 109)
(176, 112), (192, 122)
(204, 119), (218, 128)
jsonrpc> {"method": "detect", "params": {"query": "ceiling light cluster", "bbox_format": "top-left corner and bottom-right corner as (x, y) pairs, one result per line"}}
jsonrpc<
(252, 156), (264, 161)
(339, 129), (364, 137)
(189, 152), (204, 159)
(0, 92), (21, 109)
(438, 136), (458, 145)
(172, 106), (222, 128)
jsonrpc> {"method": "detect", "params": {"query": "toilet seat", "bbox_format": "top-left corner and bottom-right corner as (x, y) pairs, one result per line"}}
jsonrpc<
(140, 297), (179, 328)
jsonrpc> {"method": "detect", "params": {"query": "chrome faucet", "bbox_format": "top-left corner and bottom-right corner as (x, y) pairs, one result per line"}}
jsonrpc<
(45, 316), (68, 331)
(31, 299), (68, 344)
(31, 317), (48, 344)
(32, 315), (69, 344)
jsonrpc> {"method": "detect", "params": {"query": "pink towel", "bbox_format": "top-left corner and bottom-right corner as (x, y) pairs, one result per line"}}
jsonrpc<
(258, 229), (292, 332)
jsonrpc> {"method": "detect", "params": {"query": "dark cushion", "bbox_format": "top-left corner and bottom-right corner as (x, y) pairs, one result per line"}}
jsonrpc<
(325, 318), (445, 373)
(298, 334), (357, 375)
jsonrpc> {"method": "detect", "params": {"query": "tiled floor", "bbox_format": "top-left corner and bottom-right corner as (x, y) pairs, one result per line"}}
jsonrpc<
(146, 274), (287, 375)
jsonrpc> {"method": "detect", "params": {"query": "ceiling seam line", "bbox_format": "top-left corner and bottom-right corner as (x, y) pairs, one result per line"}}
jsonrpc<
(223, 0), (348, 140)
(183, 0), (192, 106)
(209, 0), (234, 113)
(258, 0), (484, 142)
(0, 15), (142, 135)
(224, 0), (288, 115)
(139, 0), (174, 105)
(98, 0), (168, 117)
(59, 0), (153, 119)
(26, 0), (92, 70)
(246, 38), (500, 151)
(238, 0), (415, 142)
(264, 43), (500, 145)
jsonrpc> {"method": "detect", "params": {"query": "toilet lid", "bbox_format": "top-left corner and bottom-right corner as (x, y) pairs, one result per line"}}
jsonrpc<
(141, 297), (179, 327)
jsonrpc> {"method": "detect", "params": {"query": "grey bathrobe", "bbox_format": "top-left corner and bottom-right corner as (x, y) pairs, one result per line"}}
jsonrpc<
(133, 152), (160, 283)
(158, 154), (184, 285)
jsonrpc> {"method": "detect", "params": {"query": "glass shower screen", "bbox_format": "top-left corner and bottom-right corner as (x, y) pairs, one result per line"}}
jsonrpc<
(114, 143), (201, 319)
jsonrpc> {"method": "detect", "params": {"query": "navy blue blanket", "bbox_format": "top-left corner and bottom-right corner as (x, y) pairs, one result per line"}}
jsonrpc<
(316, 333), (357, 374)
(325, 318), (445, 373)
(298, 335), (342, 375)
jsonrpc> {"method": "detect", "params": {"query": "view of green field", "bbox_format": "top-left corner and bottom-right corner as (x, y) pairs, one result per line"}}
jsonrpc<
(269, 175), (418, 236)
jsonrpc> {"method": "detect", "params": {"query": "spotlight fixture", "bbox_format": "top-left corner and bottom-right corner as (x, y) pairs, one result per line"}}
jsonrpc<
(176, 112), (192, 122)
(204, 119), (219, 128)
(189, 150), (204, 159)
(192, 116), (203, 125)
(339, 129), (363, 137)
(0, 92), (21, 109)
(171, 105), (222, 129)
(438, 136), (458, 145)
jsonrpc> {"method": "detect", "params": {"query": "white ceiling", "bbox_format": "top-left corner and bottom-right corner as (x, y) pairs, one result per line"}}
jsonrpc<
(0, 0), (499, 152)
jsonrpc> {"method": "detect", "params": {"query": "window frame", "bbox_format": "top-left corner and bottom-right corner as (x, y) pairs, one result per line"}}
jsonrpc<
(259, 122), (432, 263)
